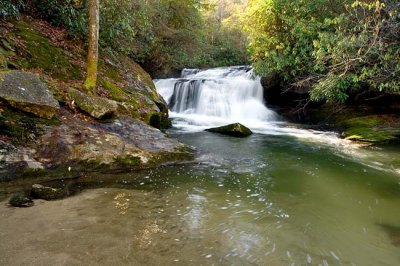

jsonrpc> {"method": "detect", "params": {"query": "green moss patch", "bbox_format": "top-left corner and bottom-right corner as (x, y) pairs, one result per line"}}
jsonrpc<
(341, 115), (400, 143)
(13, 21), (82, 80)
(0, 105), (60, 145)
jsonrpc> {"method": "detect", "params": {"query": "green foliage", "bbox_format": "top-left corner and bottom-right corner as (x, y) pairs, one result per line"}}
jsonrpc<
(311, 0), (400, 102)
(30, 0), (248, 76)
(0, 0), (24, 18)
(34, 0), (87, 38)
(245, 0), (340, 78)
(245, 0), (399, 103)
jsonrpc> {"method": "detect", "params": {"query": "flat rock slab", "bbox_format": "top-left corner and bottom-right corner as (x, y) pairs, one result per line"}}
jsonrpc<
(206, 123), (253, 137)
(0, 71), (59, 119)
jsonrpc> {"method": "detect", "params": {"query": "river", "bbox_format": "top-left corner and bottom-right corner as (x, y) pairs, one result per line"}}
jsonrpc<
(0, 66), (399, 265)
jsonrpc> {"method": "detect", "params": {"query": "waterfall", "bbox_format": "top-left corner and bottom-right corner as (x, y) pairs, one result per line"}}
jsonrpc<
(154, 66), (277, 131)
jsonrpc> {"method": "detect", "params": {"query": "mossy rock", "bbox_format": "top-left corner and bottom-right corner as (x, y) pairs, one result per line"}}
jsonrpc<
(206, 123), (253, 137)
(0, 71), (60, 119)
(69, 88), (118, 119)
(31, 184), (65, 200)
(9, 192), (34, 207)
(102, 79), (170, 129)
(341, 115), (400, 143)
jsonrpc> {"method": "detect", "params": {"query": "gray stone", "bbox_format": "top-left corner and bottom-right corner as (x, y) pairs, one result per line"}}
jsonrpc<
(0, 71), (59, 119)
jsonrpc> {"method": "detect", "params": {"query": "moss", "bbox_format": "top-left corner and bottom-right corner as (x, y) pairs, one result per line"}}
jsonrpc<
(13, 21), (82, 81)
(341, 115), (400, 143)
(102, 80), (127, 102)
(206, 123), (253, 137)
(69, 88), (117, 119)
(113, 155), (143, 169)
(0, 106), (60, 145)
(148, 112), (171, 129)
(0, 52), (7, 70)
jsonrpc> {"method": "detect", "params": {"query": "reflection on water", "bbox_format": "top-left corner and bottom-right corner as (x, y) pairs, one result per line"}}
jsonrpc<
(113, 192), (131, 215)
(1, 131), (400, 265)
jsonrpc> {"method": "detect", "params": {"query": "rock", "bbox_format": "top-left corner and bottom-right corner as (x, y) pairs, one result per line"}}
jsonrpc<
(35, 111), (193, 172)
(69, 88), (118, 119)
(206, 123), (253, 137)
(31, 184), (64, 200)
(9, 192), (34, 207)
(379, 224), (400, 247)
(0, 71), (60, 119)
(102, 79), (170, 129)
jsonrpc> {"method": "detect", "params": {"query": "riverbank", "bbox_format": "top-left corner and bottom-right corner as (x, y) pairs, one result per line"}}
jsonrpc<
(0, 17), (193, 181)
(261, 75), (400, 144)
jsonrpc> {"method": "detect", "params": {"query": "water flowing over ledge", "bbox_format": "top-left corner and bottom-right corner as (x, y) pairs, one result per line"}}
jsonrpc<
(154, 66), (400, 176)
(155, 66), (277, 132)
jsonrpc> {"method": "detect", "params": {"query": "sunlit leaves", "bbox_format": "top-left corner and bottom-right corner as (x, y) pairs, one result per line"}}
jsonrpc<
(245, 0), (399, 102)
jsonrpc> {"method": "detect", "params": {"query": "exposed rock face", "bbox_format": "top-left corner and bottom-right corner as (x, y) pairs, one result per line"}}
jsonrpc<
(9, 192), (34, 207)
(31, 184), (64, 200)
(0, 109), (192, 180)
(0, 141), (44, 181)
(206, 123), (253, 137)
(69, 88), (118, 119)
(0, 19), (191, 181)
(0, 71), (59, 119)
(34, 109), (192, 172)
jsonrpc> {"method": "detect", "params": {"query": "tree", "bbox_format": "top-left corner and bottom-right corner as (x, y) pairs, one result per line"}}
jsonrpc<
(84, 0), (99, 91)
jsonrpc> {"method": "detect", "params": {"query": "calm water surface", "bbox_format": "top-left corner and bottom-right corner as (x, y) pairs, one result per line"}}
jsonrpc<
(2, 130), (399, 266)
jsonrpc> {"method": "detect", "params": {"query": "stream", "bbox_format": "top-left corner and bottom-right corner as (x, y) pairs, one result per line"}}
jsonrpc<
(1, 67), (400, 265)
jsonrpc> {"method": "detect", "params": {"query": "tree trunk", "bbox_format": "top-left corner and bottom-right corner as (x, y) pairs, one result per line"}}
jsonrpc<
(84, 0), (100, 91)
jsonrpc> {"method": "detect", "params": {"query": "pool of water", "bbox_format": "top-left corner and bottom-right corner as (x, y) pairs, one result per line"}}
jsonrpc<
(1, 130), (400, 265)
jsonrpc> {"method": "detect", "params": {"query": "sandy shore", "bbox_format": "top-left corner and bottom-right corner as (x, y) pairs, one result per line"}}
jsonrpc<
(0, 188), (188, 266)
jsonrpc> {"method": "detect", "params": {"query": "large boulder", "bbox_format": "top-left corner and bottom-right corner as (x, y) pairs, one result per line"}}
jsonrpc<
(206, 123), (253, 137)
(69, 88), (118, 119)
(35, 113), (193, 172)
(0, 71), (60, 119)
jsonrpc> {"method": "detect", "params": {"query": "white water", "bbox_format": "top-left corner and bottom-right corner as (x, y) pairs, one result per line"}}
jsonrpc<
(155, 66), (277, 131)
(155, 66), (340, 139)
(154, 66), (400, 175)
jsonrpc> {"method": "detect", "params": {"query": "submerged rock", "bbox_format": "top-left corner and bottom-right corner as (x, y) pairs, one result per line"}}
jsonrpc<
(31, 184), (64, 200)
(9, 192), (34, 207)
(206, 123), (253, 137)
(69, 88), (118, 119)
(0, 71), (60, 119)
(379, 224), (400, 247)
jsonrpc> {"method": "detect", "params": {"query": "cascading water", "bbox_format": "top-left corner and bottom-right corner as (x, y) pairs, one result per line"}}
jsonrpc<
(155, 66), (277, 131)
(155, 66), (400, 175)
